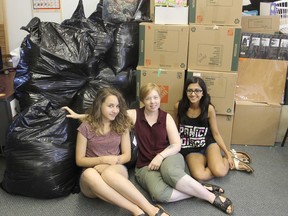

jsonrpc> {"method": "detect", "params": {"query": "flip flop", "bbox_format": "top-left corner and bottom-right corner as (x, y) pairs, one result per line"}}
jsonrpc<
(230, 149), (251, 164)
(233, 157), (254, 173)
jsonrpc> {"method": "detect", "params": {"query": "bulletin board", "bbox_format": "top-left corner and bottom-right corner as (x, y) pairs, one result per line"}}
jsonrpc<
(31, 0), (63, 22)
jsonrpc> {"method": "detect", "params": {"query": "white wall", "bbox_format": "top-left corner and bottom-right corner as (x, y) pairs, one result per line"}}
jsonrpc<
(5, 0), (99, 52)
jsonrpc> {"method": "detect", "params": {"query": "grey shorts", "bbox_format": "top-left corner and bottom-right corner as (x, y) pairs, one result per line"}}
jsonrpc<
(135, 153), (190, 202)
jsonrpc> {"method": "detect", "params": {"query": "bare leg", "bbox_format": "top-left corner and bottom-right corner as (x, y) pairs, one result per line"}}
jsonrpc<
(169, 175), (215, 203)
(80, 167), (144, 215)
(206, 144), (230, 178)
(80, 167), (167, 216)
(186, 153), (214, 181)
(101, 165), (168, 216)
(186, 144), (229, 181)
(168, 175), (233, 214)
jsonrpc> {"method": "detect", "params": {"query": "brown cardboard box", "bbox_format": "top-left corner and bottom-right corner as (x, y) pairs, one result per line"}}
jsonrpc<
(217, 114), (234, 149)
(136, 67), (185, 111)
(189, 0), (242, 25)
(186, 70), (237, 115)
(188, 24), (241, 72)
(276, 105), (288, 142)
(236, 58), (288, 104)
(138, 23), (189, 69)
(231, 101), (281, 146)
(241, 15), (280, 34)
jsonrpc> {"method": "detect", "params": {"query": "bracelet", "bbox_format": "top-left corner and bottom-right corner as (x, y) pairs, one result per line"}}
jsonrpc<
(158, 153), (164, 159)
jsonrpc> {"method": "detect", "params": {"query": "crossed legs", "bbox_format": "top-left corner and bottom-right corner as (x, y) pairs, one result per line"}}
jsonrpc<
(80, 165), (164, 216)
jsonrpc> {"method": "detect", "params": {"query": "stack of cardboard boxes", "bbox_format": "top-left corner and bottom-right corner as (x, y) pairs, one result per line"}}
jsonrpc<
(136, 0), (189, 115)
(233, 3), (288, 146)
(136, 1), (287, 147)
(186, 0), (243, 149)
(136, 0), (243, 149)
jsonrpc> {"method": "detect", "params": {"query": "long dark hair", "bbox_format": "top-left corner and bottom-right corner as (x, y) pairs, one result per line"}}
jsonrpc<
(177, 76), (212, 124)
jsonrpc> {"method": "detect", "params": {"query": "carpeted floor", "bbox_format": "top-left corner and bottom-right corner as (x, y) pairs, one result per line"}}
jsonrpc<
(0, 142), (287, 216)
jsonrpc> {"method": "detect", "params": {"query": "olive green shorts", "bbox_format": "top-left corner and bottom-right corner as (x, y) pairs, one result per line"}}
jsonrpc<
(135, 153), (190, 202)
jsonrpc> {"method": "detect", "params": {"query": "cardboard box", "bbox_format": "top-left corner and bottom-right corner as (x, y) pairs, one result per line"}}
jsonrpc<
(217, 114), (234, 149)
(276, 105), (288, 142)
(136, 67), (185, 110)
(241, 15), (280, 34)
(189, 0), (242, 25)
(236, 58), (288, 104)
(232, 101), (281, 146)
(188, 24), (241, 72)
(155, 6), (189, 25)
(186, 70), (237, 115)
(138, 23), (189, 69)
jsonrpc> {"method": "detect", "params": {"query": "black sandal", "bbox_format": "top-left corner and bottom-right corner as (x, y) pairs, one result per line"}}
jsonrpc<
(155, 204), (169, 216)
(202, 182), (225, 193)
(213, 194), (234, 215)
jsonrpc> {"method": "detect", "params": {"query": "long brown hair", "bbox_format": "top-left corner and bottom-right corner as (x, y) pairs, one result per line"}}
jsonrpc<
(84, 87), (132, 135)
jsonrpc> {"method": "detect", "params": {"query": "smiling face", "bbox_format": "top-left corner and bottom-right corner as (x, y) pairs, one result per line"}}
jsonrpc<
(186, 83), (203, 105)
(143, 89), (161, 112)
(101, 95), (120, 122)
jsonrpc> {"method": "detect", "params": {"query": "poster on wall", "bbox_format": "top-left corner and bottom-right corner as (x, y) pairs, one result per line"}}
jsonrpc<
(32, 0), (61, 10)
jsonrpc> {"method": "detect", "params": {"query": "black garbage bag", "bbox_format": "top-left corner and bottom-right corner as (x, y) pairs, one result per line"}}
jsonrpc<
(72, 78), (112, 114)
(1, 99), (79, 199)
(105, 22), (140, 74)
(15, 14), (114, 110)
(14, 17), (43, 102)
(102, 0), (150, 23)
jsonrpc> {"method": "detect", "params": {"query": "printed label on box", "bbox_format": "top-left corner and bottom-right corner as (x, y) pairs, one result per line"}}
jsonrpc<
(154, 30), (179, 52)
(197, 45), (223, 67)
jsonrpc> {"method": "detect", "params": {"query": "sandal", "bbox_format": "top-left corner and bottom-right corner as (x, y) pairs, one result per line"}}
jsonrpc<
(155, 204), (169, 216)
(230, 149), (251, 163)
(213, 193), (234, 215)
(233, 157), (254, 173)
(202, 182), (225, 193)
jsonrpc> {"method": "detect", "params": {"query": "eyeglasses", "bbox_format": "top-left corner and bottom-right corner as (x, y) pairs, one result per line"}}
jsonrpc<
(186, 89), (203, 95)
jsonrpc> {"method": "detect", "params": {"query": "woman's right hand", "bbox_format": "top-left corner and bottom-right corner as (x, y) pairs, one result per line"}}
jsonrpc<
(62, 106), (85, 119)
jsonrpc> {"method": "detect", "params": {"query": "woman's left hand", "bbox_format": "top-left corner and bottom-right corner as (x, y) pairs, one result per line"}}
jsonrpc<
(148, 154), (163, 171)
(226, 154), (234, 169)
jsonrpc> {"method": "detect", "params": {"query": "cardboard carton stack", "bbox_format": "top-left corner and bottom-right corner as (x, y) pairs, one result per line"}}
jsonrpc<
(137, 0), (189, 114)
(232, 53), (288, 146)
(186, 0), (243, 148)
(232, 6), (288, 146)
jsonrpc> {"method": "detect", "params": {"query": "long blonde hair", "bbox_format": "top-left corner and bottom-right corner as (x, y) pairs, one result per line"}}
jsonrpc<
(84, 87), (132, 135)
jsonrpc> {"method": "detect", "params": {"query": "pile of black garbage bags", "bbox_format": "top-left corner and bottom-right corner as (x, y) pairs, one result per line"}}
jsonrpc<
(1, 0), (149, 199)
